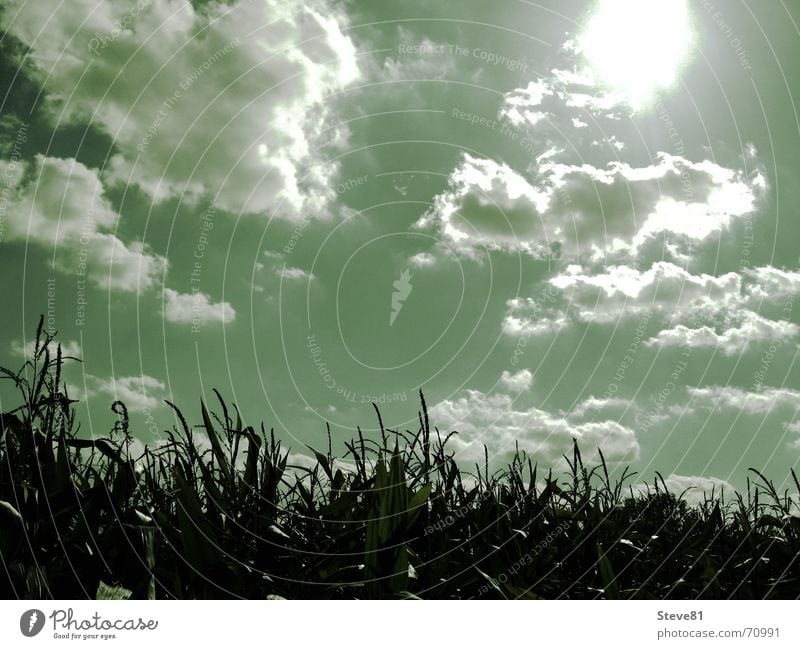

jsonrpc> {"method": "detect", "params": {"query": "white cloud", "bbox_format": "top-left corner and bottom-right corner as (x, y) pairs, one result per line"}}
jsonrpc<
(634, 474), (735, 507)
(542, 153), (764, 260)
(162, 288), (236, 326)
(647, 312), (798, 356)
(744, 266), (800, 300)
(88, 235), (168, 293)
(632, 184), (758, 247)
(284, 451), (359, 487)
(785, 420), (800, 435)
(474, 46), (767, 263)
(414, 154), (552, 258)
(378, 32), (455, 82)
(499, 369), (533, 392)
(11, 338), (82, 359)
(416, 148), (764, 263)
(430, 389), (639, 466)
(2, 155), (117, 245)
(550, 261), (742, 323)
(504, 261), (799, 355)
(568, 396), (632, 421)
(279, 266), (314, 280)
(3, 0), (360, 219)
(408, 252), (437, 268)
(75, 374), (166, 412)
(785, 421), (800, 450)
(502, 66), (626, 124)
(503, 261), (736, 335)
(502, 308), (568, 338)
(1, 155), (166, 291)
(687, 385), (800, 415)
(500, 79), (551, 126)
(255, 253), (314, 288)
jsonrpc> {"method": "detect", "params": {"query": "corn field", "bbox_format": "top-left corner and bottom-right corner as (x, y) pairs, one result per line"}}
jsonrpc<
(1, 320), (798, 599)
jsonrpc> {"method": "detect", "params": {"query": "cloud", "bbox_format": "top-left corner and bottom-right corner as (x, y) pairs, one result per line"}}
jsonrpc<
(416, 149), (764, 263)
(75, 374), (166, 412)
(2, 155), (117, 244)
(549, 261), (742, 324)
(634, 474), (735, 507)
(785, 420), (800, 451)
(744, 266), (800, 300)
(501, 67), (627, 127)
(463, 54), (784, 359)
(1, 155), (166, 291)
(429, 388), (639, 466)
(87, 235), (168, 293)
(500, 79), (552, 127)
(284, 451), (358, 487)
(162, 288), (235, 326)
(438, 44), (767, 264)
(647, 312), (797, 356)
(502, 309), (568, 337)
(568, 396), (633, 421)
(499, 369), (533, 392)
(279, 266), (314, 280)
(3, 0), (360, 219)
(414, 154), (551, 259)
(687, 385), (800, 416)
(377, 31), (456, 82)
(408, 252), (437, 268)
(253, 253), (314, 291)
(503, 262), (799, 355)
(11, 338), (82, 359)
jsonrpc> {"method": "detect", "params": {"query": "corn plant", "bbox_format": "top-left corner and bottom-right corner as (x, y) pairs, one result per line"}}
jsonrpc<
(1, 320), (798, 599)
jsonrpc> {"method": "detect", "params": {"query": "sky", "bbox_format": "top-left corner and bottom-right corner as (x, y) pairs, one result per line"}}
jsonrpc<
(1, 0), (799, 495)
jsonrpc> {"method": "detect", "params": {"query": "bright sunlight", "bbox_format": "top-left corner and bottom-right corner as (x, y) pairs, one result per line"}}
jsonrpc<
(579, 0), (694, 109)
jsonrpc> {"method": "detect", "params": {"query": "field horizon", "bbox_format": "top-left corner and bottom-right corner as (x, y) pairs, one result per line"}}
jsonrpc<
(1, 322), (798, 600)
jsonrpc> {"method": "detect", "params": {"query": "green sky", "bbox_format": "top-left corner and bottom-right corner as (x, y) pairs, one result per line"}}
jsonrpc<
(1, 0), (799, 495)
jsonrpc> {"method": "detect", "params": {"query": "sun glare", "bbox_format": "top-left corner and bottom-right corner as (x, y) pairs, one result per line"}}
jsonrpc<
(579, 0), (694, 109)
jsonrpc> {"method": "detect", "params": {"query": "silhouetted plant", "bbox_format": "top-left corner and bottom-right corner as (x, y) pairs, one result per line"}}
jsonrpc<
(1, 320), (798, 599)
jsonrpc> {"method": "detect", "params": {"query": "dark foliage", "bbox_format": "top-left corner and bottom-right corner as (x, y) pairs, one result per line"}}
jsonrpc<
(1, 320), (798, 599)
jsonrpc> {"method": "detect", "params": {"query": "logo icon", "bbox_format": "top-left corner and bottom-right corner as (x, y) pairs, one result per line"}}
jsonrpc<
(390, 269), (413, 326)
(20, 609), (45, 637)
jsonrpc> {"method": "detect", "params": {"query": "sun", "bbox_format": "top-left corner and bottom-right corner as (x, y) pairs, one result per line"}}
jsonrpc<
(579, 0), (694, 109)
